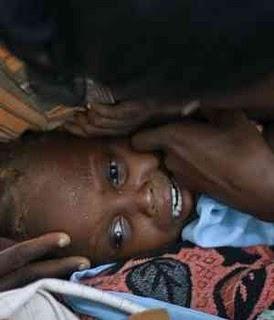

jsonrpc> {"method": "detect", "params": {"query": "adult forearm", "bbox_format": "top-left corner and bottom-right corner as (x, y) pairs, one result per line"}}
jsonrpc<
(214, 152), (274, 222)
(202, 74), (274, 120)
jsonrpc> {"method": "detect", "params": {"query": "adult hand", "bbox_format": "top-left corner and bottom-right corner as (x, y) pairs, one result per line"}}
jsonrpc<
(132, 110), (274, 221)
(64, 104), (146, 136)
(0, 232), (90, 291)
(64, 100), (199, 137)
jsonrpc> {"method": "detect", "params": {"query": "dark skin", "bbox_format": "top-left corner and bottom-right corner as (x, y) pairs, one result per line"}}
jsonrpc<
(0, 233), (91, 291)
(3, 0), (274, 219)
(66, 77), (274, 221)
(0, 109), (273, 291)
(1, 80), (274, 293)
(65, 73), (274, 136)
(0, 134), (193, 291)
(133, 110), (274, 221)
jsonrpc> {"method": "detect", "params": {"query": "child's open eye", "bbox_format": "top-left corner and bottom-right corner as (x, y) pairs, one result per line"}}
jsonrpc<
(107, 159), (126, 188)
(109, 216), (131, 250)
(108, 160), (120, 186)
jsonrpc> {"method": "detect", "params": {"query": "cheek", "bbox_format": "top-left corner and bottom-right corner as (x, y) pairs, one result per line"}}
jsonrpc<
(124, 218), (180, 258)
(25, 203), (94, 258)
(19, 180), (92, 244)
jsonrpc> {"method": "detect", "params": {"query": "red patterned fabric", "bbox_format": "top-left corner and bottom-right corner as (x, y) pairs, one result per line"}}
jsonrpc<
(78, 243), (274, 320)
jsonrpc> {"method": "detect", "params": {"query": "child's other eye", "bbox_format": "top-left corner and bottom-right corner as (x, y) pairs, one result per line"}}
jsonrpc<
(107, 160), (127, 187)
(109, 216), (131, 250)
(108, 160), (120, 186)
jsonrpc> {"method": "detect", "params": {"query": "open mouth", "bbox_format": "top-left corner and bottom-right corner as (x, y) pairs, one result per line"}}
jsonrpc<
(170, 178), (183, 219)
(148, 169), (187, 228)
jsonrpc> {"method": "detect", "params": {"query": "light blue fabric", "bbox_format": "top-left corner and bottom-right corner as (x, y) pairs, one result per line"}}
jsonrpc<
(182, 194), (274, 247)
(66, 266), (225, 320)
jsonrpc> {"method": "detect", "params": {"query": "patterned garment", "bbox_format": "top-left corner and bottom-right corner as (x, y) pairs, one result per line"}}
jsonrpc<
(0, 45), (79, 142)
(78, 242), (274, 320)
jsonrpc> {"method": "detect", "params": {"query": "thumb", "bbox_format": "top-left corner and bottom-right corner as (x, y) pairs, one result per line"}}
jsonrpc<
(132, 126), (171, 152)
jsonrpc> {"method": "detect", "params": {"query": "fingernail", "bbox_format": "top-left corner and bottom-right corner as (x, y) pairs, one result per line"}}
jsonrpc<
(78, 259), (91, 270)
(58, 234), (71, 248)
(181, 100), (200, 116)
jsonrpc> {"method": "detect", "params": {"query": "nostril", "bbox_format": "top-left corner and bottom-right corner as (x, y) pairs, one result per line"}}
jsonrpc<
(143, 184), (157, 216)
(149, 187), (153, 208)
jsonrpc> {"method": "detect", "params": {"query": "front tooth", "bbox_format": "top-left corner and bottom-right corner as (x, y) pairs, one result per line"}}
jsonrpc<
(172, 183), (182, 218)
(171, 186), (176, 209)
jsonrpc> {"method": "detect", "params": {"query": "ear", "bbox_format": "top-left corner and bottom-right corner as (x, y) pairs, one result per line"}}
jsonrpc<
(0, 168), (26, 240)
(0, 168), (21, 208)
(0, 168), (21, 181)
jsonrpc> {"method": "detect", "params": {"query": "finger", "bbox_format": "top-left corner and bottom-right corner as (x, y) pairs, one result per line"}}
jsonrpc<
(181, 100), (200, 116)
(0, 232), (71, 276)
(132, 126), (171, 152)
(91, 113), (140, 129)
(63, 123), (88, 137)
(74, 112), (90, 128)
(63, 111), (89, 134)
(71, 110), (131, 135)
(0, 256), (91, 291)
(65, 121), (132, 136)
(83, 124), (133, 136)
(88, 108), (127, 128)
(91, 101), (141, 119)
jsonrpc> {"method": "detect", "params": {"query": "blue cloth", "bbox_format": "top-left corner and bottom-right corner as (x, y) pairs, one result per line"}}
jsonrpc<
(66, 266), (224, 320)
(182, 194), (274, 247)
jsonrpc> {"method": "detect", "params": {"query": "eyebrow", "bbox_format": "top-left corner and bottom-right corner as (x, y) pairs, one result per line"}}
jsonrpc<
(88, 152), (108, 191)
(74, 158), (95, 187)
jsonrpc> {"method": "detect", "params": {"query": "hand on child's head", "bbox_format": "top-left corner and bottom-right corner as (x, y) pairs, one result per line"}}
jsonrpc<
(64, 100), (154, 137)
(0, 233), (90, 291)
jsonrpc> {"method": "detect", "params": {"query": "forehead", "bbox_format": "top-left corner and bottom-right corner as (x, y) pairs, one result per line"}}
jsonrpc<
(23, 135), (131, 164)
(16, 135), (150, 210)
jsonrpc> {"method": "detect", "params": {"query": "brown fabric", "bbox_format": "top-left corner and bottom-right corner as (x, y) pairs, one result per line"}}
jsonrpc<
(0, 45), (79, 141)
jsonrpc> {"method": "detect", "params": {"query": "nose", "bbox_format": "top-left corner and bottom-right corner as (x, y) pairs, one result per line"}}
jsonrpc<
(114, 182), (157, 218)
(111, 149), (160, 218)
(129, 153), (159, 188)
(136, 182), (157, 217)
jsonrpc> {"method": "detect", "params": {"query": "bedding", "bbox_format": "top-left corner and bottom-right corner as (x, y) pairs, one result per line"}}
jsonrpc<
(70, 242), (274, 320)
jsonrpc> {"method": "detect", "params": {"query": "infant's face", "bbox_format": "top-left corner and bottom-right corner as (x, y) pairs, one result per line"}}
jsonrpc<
(12, 136), (193, 263)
